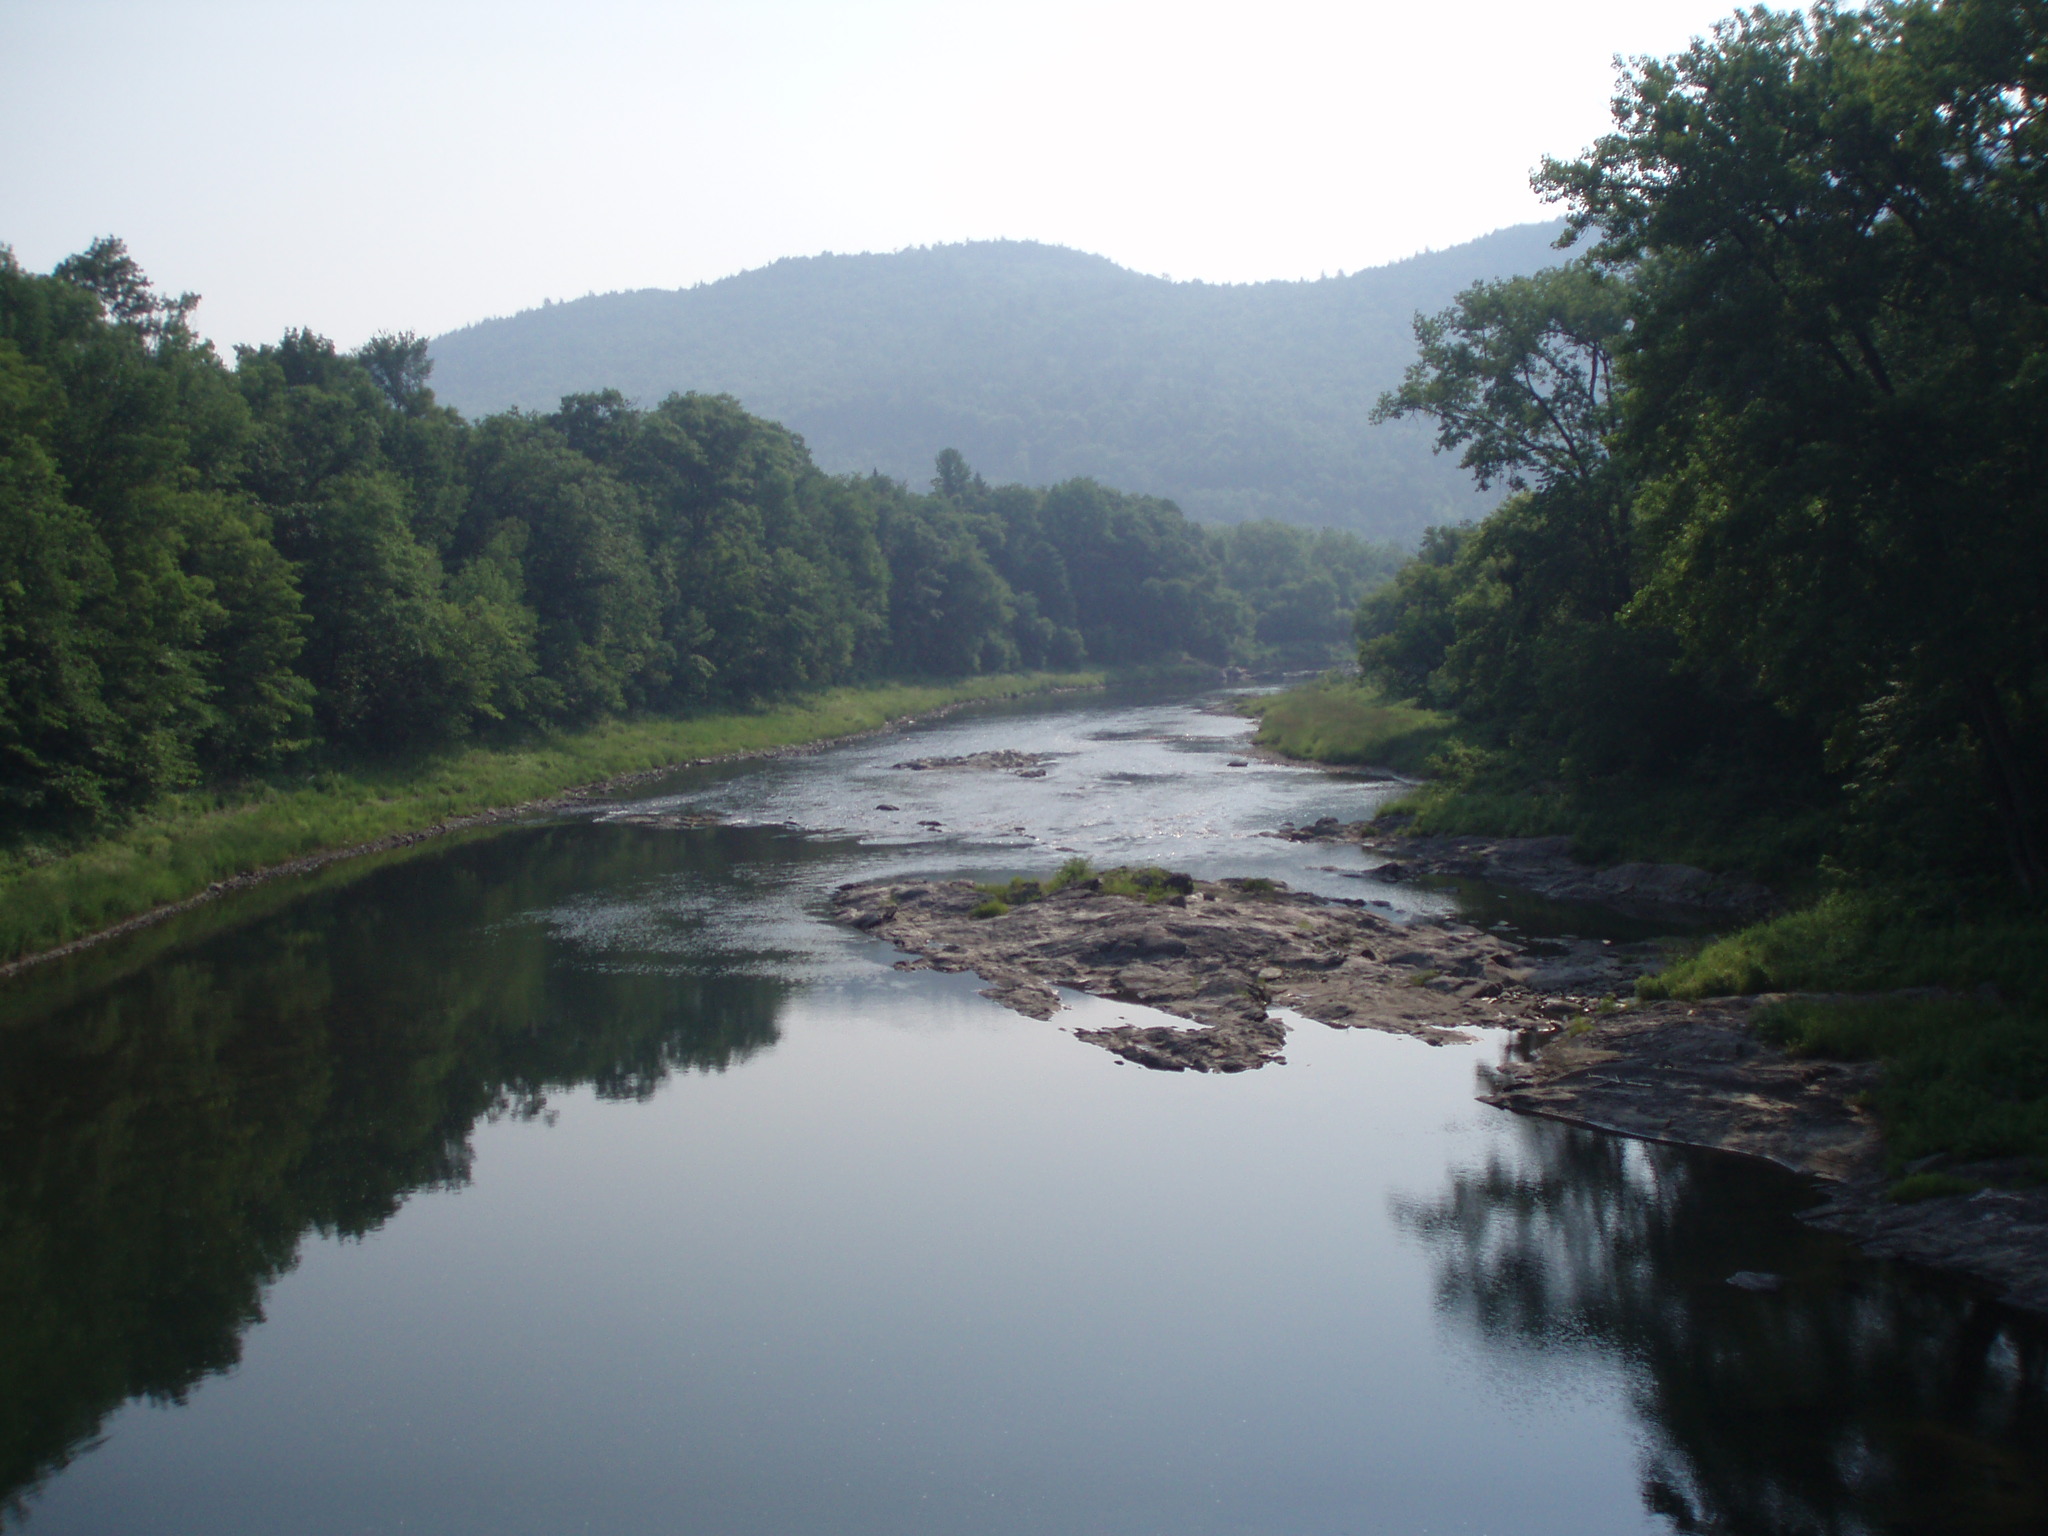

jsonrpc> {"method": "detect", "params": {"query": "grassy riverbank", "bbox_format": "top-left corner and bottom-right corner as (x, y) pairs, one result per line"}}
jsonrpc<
(0, 672), (1100, 967)
(1645, 892), (2048, 1183)
(1235, 676), (1456, 775)
(1250, 677), (2048, 1182)
(1246, 678), (1832, 877)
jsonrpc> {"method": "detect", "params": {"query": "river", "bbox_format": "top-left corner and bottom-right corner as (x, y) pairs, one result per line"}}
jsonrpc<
(2, 686), (2042, 1534)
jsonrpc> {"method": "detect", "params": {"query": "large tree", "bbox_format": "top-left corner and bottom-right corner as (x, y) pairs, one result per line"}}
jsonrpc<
(1541, 0), (2048, 888)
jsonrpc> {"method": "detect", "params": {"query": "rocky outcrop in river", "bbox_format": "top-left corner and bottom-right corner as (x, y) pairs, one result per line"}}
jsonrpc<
(891, 750), (1048, 773)
(832, 873), (1656, 1071)
(836, 869), (2048, 1310)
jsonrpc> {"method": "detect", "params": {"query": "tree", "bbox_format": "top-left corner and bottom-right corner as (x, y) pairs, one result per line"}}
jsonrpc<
(50, 236), (198, 346)
(1372, 261), (1635, 617)
(356, 332), (434, 415)
(0, 244), (310, 822)
(461, 414), (660, 721)
(1541, 0), (2048, 889)
(283, 473), (532, 748)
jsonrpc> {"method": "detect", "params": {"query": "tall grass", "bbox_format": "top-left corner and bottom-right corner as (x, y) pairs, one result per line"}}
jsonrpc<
(1644, 889), (2048, 1179)
(1640, 889), (2048, 1009)
(0, 673), (1099, 965)
(1755, 995), (2048, 1177)
(1238, 677), (1456, 775)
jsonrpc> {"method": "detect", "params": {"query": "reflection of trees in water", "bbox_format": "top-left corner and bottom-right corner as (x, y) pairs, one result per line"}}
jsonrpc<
(1395, 1119), (2048, 1534)
(0, 823), (806, 1521)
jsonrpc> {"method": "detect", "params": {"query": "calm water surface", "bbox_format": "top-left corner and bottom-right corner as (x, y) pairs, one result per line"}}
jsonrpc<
(2, 689), (2043, 1535)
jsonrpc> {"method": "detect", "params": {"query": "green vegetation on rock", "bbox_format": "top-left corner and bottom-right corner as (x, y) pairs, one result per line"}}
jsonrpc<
(1755, 994), (2048, 1179)
(975, 858), (1195, 909)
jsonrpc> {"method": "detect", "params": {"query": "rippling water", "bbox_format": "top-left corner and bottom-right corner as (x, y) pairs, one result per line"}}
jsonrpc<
(2, 687), (2042, 1534)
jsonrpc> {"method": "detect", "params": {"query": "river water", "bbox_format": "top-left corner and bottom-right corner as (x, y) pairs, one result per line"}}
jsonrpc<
(2, 687), (2043, 1535)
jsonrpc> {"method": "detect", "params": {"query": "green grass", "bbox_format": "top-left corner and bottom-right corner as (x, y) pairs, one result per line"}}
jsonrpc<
(1237, 677), (1456, 775)
(1096, 866), (1195, 903)
(975, 858), (1195, 908)
(1754, 994), (2048, 1177)
(1637, 889), (2048, 1183)
(1639, 889), (2048, 1009)
(0, 672), (1101, 966)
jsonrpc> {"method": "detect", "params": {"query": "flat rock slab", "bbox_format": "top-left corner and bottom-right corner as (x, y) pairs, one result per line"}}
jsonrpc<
(1484, 999), (1882, 1181)
(1487, 1000), (2048, 1315)
(832, 874), (1622, 1071)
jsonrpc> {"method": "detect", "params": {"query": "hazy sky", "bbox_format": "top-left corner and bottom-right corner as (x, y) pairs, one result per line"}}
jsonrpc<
(4, 0), (1746, 352)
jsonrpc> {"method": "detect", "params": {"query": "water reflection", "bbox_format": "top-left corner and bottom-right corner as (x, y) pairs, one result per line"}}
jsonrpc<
(1396, 1118), (2048, 1534)
(0, 823), (801, 1519)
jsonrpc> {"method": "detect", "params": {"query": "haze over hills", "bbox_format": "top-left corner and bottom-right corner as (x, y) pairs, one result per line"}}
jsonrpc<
(429, 221), (1568, 542)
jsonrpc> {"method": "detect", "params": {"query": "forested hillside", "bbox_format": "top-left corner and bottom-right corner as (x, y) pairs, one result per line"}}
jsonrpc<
(0, 242), (1392, 846)
(427, 225), (1568, 541)
(1356, 0), (2045, 901)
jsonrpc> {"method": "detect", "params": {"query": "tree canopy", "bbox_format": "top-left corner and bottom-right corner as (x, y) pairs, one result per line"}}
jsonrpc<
(1361, 0), (2046, 889)
(0, 240), (1396, 842)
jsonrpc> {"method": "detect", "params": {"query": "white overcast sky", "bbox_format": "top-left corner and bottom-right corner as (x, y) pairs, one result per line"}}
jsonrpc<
(4, 0), (1747, 352)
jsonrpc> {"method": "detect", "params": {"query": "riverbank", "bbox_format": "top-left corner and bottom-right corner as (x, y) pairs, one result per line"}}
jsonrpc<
(1232, 676), (1455, 775)
(1246, 678), (1836, 879)
(1278, 815), (1777, 926)
(1487, 998), (2048, 1314)
(0, 673), (1102, 972)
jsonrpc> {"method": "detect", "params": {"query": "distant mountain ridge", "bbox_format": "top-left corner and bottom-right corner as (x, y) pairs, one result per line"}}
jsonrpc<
(429, 223), (1568, 542)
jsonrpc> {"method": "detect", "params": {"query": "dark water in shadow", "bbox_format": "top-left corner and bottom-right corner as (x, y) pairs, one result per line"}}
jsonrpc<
(1, 688), (2043, 1533)
(1399, 1123), (2048, 1535)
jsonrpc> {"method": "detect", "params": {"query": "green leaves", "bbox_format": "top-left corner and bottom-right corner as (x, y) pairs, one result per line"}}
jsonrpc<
(1545, 0), (2048, 887)
(0, 241), (1284, 845)
(1374, 261), (1630, 500)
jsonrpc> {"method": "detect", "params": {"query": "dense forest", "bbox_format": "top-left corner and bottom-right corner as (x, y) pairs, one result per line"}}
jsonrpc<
(0, 244), (1393, 845)
(1356, 0), (2045, 898)
(426, 226), (1568, 540)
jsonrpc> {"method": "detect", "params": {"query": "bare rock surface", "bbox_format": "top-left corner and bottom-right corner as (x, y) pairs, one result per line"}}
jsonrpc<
(1278, 818), (1774, 923)
(891, 750), (1047, 773)
(604, 810), (725, 828)
(1487, 1001), (2048, 1314)
(831, 874), (1652, 1072)
(1483, 999), (1882, 1180)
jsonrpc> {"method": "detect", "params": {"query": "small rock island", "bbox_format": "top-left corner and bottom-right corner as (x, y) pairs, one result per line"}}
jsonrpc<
(832, 866), (1641, 1071)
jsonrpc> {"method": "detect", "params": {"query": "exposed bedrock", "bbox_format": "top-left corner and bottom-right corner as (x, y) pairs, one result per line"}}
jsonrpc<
(891, 749), (1049, 773)
(831, 874), (1649, 1071)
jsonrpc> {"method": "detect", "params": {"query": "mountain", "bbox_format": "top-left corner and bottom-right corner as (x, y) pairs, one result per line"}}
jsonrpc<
(427, 222), (1568, 542)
